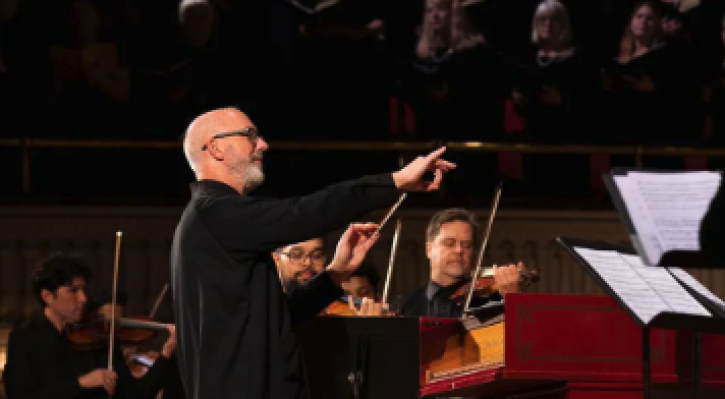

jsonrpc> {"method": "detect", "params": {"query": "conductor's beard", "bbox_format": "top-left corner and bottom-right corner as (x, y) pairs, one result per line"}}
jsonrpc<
(231, 154), (265, 193)
(244, 162), (264, 192)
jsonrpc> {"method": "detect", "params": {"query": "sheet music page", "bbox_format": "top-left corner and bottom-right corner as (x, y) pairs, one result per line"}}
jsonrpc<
(612, 176), (663, 265)
(574, 247), (668, 324)
(574, 247), (711, 324)
(668, 267), (725, 316)
(613, 171), (721, 265)
(621, 255), (710, 317)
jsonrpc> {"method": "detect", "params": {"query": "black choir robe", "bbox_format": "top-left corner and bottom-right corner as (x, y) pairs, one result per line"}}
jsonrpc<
(170, 174), (399, 399)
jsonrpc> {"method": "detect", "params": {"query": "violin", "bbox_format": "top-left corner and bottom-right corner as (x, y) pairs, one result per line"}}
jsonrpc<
(449, 265), (540, 305)
(126, 283), (171, 379)
(66, 315), (168, 351)
(322, 300), (357, 316)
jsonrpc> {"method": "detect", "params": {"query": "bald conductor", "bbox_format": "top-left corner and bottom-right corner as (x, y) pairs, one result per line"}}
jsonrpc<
(171, 107), (455, 399)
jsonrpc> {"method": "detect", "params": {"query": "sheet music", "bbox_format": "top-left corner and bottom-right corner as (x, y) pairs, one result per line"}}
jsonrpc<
(621, 255), (710, 317)
(612, 171), (721, 265)
(573, 247), (710, 324)
(668, 267), (725, 316)
(574, 248), (668, 324)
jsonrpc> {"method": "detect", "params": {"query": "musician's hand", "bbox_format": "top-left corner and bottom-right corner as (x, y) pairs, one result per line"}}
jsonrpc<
(494, 262), (524, 296)
(328, 223), (380, 283)
(161, 324), (177, 358)
(392, 147), (456, 192)
(348, 296), (386, 316)
(79, 369), (117, 394)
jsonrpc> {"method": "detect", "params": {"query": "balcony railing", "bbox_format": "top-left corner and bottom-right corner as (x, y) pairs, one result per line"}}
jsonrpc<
(2, 137), (725, 194)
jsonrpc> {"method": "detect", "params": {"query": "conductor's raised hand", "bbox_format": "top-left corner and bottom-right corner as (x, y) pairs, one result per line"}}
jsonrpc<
(392, 147), (456, 192)
(328, 223), (380, 280)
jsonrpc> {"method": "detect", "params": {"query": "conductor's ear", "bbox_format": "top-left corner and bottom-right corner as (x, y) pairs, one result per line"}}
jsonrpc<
(208, 139), (223, 161)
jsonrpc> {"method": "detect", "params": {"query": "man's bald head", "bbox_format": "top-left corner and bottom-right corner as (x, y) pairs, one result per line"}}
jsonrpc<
(183, 107), (268, 193)
(183, 107), (253, 171)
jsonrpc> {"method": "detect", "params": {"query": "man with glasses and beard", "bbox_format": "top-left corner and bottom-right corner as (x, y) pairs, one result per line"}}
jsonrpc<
(172, 107), (455, 399)
(274, 238), (382, 315)
(273, 238), (328, 293)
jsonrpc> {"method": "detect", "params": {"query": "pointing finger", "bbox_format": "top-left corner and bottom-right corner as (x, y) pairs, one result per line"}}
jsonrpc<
(432, 159), (456, 171)
(426, 147), (446, 162)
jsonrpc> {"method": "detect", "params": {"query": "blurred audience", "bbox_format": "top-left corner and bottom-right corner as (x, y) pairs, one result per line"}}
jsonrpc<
(0, 0), (722, 147)
(401, 0), (505, 140)
(510, 0), (596, 143)
(600, 1), (682, 144)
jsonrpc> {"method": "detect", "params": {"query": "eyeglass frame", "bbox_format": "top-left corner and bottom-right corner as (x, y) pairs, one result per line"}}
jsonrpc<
(201, 127), (260, 151)
(278, 250), (327, 265)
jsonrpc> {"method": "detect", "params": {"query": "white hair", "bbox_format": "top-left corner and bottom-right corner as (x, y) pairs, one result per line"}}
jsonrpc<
(531, 0), (573, 46)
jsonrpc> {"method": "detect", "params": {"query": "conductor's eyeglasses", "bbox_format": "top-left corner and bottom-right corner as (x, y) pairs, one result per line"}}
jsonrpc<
(201, 127), (260, 151)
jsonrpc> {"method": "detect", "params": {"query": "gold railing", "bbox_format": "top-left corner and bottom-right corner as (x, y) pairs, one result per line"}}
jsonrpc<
(3, 138), (725, 193)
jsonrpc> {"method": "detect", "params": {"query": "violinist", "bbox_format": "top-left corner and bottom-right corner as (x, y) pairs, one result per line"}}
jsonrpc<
(396, 208), (524, 318)
(2, 253), (171, 399)
(341, 261), (379, 301)
(273, 236), (383, 316)
(322, 261), (384, 316)
(86, 289), (178, 381)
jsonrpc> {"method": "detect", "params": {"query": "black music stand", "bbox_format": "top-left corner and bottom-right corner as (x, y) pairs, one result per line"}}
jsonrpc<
(558, 237), (725, 399)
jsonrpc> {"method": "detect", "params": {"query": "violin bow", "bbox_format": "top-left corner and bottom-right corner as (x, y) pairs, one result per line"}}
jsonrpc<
(148, 283), (169, 319)
(463, 183), (503, 314)
(108, 231), (123, 371)
(381, 218), (402, 307)
(376, 193), (407, 234)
